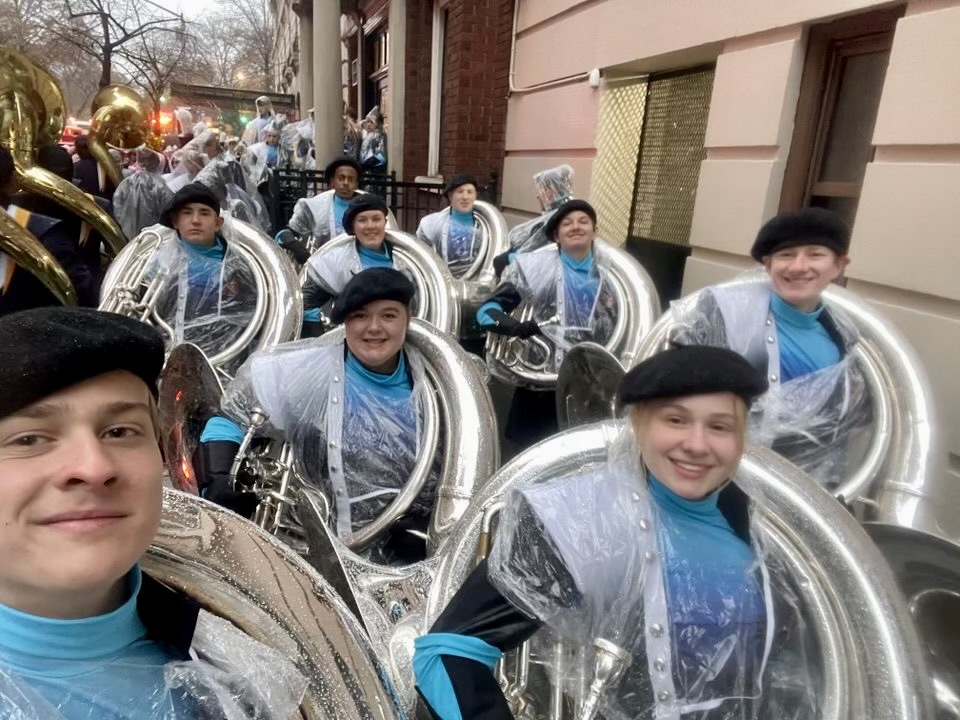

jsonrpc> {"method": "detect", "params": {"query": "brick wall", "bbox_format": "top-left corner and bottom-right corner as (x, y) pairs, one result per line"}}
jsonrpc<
(440, 0), (513, 194)
(399, 0), (513, 193)
(402, 0), (433, 177)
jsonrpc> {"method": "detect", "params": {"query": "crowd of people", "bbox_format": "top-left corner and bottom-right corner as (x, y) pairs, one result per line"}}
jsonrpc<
(0, 91), (915, 720)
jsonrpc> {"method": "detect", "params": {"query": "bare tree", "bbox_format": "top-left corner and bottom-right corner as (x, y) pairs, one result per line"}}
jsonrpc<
(0, 0), (102, 116)
(50, 0), (185, 88)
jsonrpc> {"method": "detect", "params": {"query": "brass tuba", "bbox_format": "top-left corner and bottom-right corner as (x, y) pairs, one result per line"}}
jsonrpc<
(0, 211), (77, 305)
(88, 84), (151, 189)
(302, 229), (461, 337)
(100, 215), (303, 378)
(145, 488), (405, 720)
(485, 239), (661, 389)
(0, 48), (127, 257)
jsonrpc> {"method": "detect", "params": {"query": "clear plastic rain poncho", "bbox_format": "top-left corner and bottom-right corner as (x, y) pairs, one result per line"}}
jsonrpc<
(143, 222), (258, 371)
(113, 149), (173, 239)
(487, 425), (819, 720)
(488, 243), (619, 385)
(507, 164), (575, 253)
(280, 116), (315, 169)
(359, 107), (387, 170)
(220, 336), (441, 543)
(666, 269), (871, 490)
(416, 207), (482, 279)
(0, 610), (307, 719)
(195, 157), (272, 234)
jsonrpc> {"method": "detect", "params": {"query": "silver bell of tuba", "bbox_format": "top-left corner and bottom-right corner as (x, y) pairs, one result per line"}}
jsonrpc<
(300, 229), (461, 337)
(101, 215), (303, 379)
(485, 238), (661, 389)
(145, 488), (405, 720)
(633, 271), (954, 538)
(404, 423), (934, 720)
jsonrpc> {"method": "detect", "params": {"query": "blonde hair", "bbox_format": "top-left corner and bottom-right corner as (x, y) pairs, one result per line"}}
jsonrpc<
(628, 394), (749, 460)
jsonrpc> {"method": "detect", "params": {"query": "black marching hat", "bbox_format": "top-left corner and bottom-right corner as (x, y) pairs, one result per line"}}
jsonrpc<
(329, 268), (415, 324)
(324, 156), (363, 183)
(543, 199), (597, 240)
(160, 182), (221, 227)
(0, 307), (166, 420)
(342, 193), (389, 236)
(617, 345), (768, 408)
(750, 207), (850, 262)
(444, 173), (478, 197)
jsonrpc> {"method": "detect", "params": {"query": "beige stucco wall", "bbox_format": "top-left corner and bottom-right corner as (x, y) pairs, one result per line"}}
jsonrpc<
(502, 0), (960, 473)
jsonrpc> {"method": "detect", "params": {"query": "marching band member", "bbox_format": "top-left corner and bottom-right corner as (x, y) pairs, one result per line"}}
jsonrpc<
(143, 183), (257, 368)
(241, 96), (277, 145)
(279, 156), (363, 262)
(0, 307), (306, 719)
(416, 174), (483, 278)
(505, 164), (575, 255)
(196, 269), (441, 564)
(414, 345), (817, 720)
(113, 148), (174, 239)
(667, 207), (869, 488)
(1, 147), (97, 315)
(359, 106), (388, 178)
(477, 200), (618, 447)
(299, 193), (401, 335)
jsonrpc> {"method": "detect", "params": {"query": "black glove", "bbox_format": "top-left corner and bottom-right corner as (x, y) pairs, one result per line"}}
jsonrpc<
(276, 229), (312, 265)
(193, 440), (260, 519)
(492, 250), (514, 278)
(486, 310), (541, 338)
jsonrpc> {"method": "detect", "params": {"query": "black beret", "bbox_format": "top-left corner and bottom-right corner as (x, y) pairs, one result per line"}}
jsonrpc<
(342, 193), (389, 235)
(0, 307), (166, 420)
(36, 144), (74, 182)
(750, 207), (850, 262)
(444, 173), (478, 197)
(160, 182), (221, 227)
(324, 156), (362, 183)
(543, 199), (597, 240)
(618, 345), (768, 408)
(329, 268), (415, 324)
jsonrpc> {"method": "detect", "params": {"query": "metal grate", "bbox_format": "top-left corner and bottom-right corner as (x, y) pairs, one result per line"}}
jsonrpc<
(629, 67), (715, 247)
(591, 79), (648, 247)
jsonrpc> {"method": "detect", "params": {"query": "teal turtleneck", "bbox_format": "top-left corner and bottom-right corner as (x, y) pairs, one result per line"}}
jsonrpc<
(560, 250), (598, 327)
(0, 565), (179, 718)
(357, 240), (393, 269)
(770, 293), (840, 382)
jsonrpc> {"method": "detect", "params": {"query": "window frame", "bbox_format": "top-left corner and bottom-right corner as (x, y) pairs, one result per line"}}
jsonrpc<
(780, 7), (905, 213)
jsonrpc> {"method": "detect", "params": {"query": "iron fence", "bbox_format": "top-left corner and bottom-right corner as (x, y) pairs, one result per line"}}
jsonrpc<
(268, 169), (499, 235)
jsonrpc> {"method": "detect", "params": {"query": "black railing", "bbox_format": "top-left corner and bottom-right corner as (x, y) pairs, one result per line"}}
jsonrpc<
(268, 169), (499, 235)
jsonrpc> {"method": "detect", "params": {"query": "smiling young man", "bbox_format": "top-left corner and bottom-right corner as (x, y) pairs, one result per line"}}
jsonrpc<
(196, 268), (438, 563)
(416, 175), (482, 278)
(0, 307), (308, 717)
(280, 156), (364, 262)
(476, 199), (619, 448)
(671, 207), (867, 488)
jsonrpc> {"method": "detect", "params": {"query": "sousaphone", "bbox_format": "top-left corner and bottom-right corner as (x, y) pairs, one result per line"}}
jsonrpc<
(0, 48), (127, 257)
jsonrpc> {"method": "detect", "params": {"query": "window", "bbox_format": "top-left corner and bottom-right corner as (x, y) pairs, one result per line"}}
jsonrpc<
(629, 66), (715, 247)
(780, 8), (904, 226)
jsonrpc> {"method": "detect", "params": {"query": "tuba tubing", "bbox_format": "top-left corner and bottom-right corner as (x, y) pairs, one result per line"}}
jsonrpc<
(420, 423), (934, 720)
(145, 488), (405, 720)
(0, 210), (77, 305)
(302, 229), (461, 337)
(635, 273), (953, 542)
(485, 238), (660, 388)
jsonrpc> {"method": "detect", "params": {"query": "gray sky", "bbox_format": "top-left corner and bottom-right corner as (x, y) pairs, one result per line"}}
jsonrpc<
(149, 0), (215, 20)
